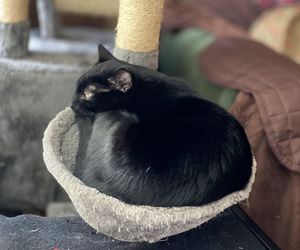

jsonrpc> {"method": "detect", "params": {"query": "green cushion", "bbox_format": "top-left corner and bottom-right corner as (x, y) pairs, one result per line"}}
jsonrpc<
(159, 28), (237, 110)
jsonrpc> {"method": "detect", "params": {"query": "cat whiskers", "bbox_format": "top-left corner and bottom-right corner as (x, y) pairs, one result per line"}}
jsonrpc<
(184, 155), (189, 175)
(145, 165), (151, 173)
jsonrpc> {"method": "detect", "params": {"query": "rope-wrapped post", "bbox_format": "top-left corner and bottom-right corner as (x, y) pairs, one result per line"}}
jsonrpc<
(114, 0), (165, 70)
(0, 0), (30, 58)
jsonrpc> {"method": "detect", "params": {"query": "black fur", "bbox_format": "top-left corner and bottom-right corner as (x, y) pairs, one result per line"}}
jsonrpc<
(72, 45), (252, 207)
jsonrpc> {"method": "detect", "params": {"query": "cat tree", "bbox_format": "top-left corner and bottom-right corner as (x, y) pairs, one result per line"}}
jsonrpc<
(113, 0), (164, 69)
(0, 0), (29, 57)
(43, 0), (256, 243)
(0, 0), (96, 212)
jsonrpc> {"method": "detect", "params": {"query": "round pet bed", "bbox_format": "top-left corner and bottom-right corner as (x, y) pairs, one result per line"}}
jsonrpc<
(43, 107), (256, 243)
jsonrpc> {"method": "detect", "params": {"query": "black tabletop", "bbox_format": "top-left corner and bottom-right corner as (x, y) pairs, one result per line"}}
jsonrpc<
(0, 205), (280, 250)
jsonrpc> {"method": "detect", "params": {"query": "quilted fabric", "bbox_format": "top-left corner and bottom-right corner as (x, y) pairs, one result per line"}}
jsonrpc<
(255, 0), (298, 8)
(199, 37), (300, 172)
(163, 2), (247, 37)
(164, 0), (300, 30)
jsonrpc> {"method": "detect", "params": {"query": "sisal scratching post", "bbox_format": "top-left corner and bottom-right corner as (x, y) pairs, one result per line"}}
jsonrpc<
(0, 0), (30, 58)
(114, 0), (165, 70)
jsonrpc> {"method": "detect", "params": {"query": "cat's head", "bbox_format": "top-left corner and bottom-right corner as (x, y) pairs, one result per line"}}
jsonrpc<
(83, 45), (134, 93)
(74, 45), (135, 112)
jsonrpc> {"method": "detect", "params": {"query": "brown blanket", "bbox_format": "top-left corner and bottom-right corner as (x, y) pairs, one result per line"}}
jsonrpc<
(199, 38), (300, 173)
(163, 0), (262, 30)
(163, 2), (247, 38)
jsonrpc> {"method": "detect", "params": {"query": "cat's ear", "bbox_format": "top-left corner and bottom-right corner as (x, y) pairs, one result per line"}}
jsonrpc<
(108, 69), (132, 93)
(97, 44), (114, 63)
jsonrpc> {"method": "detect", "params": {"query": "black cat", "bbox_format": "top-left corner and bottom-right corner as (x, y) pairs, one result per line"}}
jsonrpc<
(71, 45), (253, 207)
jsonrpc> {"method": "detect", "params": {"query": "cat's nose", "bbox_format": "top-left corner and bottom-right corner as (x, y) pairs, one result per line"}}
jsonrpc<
(83, 92), (94, 100)
(80, 85), (96, 101)
(81, 85), (97, 101)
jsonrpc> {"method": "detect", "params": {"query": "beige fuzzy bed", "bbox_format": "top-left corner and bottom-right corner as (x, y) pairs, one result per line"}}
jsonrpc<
(43, 107), (256, 243)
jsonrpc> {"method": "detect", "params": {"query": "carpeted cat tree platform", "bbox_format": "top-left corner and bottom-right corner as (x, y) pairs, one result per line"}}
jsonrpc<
(43, 107), (256, 242)
(42, 0), (256, 243)
(1, 206), (279, 250)
(0, 0), (101, 212)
